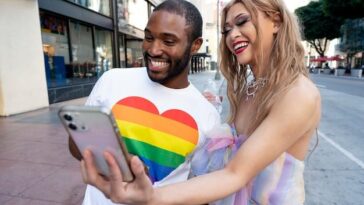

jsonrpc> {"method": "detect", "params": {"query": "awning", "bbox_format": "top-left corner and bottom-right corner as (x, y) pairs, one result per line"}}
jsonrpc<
(310, 56), (328, 62)
(327, 55), (344, 61)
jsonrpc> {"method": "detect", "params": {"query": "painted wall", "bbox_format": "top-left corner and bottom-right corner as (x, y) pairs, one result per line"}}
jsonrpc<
(0, 0), (49, 116)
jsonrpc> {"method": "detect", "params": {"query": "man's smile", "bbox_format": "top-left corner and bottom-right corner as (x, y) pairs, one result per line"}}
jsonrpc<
(148, 58), (171, 72)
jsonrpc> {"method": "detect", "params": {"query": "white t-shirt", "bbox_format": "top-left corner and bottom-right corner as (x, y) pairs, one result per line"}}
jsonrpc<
(83, 68), (220, 205)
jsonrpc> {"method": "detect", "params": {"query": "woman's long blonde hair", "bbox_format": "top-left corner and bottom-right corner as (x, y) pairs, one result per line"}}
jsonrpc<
(220, 0), (308, 135)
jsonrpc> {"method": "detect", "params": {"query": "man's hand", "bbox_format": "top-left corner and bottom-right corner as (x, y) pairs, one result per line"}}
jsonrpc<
(81, 149), (154, 205)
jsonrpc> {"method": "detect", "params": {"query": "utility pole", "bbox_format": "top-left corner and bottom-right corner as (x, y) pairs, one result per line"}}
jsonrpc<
(214, 0), (221, 80)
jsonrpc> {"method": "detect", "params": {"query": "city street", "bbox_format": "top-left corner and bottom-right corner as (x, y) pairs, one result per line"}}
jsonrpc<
(304, 74), (364, 205)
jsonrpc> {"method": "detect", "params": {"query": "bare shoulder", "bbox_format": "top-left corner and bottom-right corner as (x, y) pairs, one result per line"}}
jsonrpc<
(271, 75), (321, 128)
(264, 75), (322, 144)
(280, 75), (321, 108)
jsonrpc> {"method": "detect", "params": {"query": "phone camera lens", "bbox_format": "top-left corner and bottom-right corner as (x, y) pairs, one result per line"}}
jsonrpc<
(63, 114), (73, 121)
(68, 123), (78, 131)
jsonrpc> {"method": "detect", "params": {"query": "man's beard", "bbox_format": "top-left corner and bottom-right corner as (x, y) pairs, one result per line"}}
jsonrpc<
(143, 45), (192, 84)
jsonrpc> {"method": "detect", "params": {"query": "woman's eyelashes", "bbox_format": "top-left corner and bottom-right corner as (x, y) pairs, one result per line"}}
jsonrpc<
(222, 26), (232, 35)
(222, 15), (251, 35)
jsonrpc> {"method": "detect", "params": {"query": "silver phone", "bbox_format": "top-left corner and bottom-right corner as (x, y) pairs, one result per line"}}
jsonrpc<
(58, 105), (134, 182)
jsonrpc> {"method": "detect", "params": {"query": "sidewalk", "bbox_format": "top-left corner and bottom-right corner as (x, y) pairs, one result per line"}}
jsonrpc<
(189, 70), (225, 92)
(0, 70), (222, 205)
(312, 72), (364, 81)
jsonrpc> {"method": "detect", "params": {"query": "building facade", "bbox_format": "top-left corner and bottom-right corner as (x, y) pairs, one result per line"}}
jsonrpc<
(39, 0), (159, 104)
(0, 0), (161, 116)
(337, 18), (364, 68)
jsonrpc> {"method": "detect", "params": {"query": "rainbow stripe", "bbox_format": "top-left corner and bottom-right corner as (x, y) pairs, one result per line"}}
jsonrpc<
(111, 96), (199, 182)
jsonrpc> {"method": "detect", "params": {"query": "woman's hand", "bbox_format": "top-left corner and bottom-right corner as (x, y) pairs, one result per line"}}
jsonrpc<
(202, 91), (223, 113)
(81, 149), (155, 205)
(202, 91), (223, 104)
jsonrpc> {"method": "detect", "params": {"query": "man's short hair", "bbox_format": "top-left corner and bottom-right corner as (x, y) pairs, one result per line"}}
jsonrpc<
(154, 0), (203, 42)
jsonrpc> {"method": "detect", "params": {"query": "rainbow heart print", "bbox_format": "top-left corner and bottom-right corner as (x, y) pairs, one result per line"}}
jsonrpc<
(111, 96), (199, 183)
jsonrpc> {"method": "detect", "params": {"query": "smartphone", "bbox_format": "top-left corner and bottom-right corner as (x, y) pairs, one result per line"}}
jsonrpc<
(58, 105), (134, 182)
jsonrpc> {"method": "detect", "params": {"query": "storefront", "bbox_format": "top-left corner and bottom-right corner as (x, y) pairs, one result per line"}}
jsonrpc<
(38, 0), (159, 103)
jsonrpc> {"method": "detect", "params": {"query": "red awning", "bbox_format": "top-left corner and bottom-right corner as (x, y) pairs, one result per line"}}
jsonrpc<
(327, 55), (344, 61)
(310, 56), (329, 62)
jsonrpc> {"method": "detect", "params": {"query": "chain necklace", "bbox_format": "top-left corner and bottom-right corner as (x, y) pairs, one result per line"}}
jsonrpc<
(245, 78), (267, 101)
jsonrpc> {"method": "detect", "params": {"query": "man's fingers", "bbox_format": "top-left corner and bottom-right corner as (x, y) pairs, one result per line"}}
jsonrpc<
(83, 149), (111, 194)
(130, 156), (153, 190)
(130, 156), (146, 176)
(104, 151), (129, 202)
(83, 149), (99, 183)
(80, 160), (88, 183)
(104, 151), (124, 182)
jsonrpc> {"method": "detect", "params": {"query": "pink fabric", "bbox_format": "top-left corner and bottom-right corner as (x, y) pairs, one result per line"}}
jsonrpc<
(207, 137), (236, 153)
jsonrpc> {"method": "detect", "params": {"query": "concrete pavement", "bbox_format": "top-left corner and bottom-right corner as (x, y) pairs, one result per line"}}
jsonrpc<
(0, 70), (223, 205)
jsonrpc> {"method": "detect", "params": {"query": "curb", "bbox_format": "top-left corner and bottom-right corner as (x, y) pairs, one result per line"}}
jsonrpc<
(311, 73), (364, 82)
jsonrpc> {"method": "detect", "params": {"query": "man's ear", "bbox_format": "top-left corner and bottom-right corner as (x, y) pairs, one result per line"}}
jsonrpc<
(191, 37), (203, 54)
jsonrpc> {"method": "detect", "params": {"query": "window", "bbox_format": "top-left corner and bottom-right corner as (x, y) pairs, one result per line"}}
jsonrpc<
(128, 0), (148, 30)
(126, 39), (143, 67)
(119, 34), (126, 67)
(95, 28), (113, 74)
(40, 12), (70, 87)
(117, 0), (128, 26)
(69, 21), (95, 80)
(67, 0), (111, 16)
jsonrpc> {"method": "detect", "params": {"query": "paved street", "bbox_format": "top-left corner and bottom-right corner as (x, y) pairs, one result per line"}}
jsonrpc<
(305, 74), (364, 205)
(1, 70), (363, 205)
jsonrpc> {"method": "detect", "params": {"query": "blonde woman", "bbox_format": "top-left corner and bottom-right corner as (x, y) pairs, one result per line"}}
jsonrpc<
(81, 0), (321, 204)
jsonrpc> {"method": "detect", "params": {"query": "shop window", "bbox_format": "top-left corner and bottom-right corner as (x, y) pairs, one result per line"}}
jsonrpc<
(66, 0), (111, 16)
(69, 21), (96, 82)
(119, 34), (126, 67)
(95, 28), (113, 74)
(117, 0), (148, 30)
(40, 12), (70, 87)
(117, 0), (128, 28)
(128, 0), (148, 30)
(126, 40), (143, 67)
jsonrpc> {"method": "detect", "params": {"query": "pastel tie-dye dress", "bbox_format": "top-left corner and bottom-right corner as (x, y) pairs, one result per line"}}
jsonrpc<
(191, 125), (305, 205)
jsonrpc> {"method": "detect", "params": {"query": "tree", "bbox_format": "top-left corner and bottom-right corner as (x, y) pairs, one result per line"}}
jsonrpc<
(338, 18), (364, 67)
(295, 1), (343, 57)
(322, 0), (364, 19)
(322, 0), (364, 65)
(322, 0), (364, 67)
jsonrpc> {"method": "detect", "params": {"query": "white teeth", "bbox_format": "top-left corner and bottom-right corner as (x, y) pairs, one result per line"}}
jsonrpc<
(234, 42), (248, 51)
(150, 60), (170, 67)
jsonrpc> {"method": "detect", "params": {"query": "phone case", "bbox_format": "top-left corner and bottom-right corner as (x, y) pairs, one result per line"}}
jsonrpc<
(58, 105), (134, 182)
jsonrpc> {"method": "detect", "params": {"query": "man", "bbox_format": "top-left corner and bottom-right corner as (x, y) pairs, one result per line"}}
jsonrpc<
(70, 0), (221, 204)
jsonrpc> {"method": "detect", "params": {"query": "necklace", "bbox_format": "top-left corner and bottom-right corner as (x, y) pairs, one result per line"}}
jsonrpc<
(245, 78), (267, 101)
